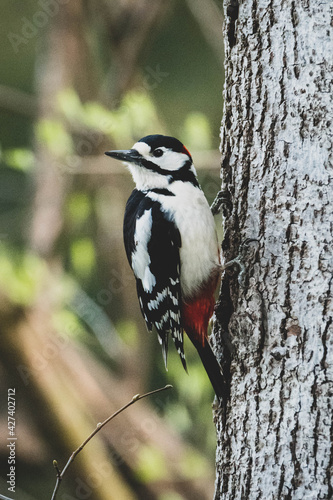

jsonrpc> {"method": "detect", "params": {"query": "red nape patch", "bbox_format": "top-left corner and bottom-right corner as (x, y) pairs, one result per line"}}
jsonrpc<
(182, 145), (192, 159)
(182, 293), (216, 347)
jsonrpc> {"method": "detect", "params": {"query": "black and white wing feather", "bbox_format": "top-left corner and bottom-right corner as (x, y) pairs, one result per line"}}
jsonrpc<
(123, 189), (186, 370)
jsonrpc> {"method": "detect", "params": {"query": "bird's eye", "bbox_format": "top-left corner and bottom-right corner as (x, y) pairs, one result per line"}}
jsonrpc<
(152, 148), (163, 158)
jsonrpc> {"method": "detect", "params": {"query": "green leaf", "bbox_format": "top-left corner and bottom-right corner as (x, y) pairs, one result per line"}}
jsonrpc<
(70, 238), (96, 277)
(3, 148), (35, 171)
(180, 449), (210, 479)
(0, 246), (46, 305)
(67, 192), (92, 228)
(183, 112), (212, 151)
(135, 445), (169, 483)
(158, 493), (184, 500)
(36, 119), (73, 157)
(52, 309), (87, 340)
(57, 88), (85, 122)
(83, 101), (116, 134)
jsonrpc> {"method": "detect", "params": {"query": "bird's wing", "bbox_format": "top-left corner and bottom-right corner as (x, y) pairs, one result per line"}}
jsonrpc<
(124, 190), (186, 370)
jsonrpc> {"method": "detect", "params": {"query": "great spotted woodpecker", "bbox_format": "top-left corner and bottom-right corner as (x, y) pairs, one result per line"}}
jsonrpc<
(105, 134), (225, 399)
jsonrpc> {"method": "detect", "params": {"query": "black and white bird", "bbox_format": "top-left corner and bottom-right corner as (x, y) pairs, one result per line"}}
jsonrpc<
(105, 134), (225, 399)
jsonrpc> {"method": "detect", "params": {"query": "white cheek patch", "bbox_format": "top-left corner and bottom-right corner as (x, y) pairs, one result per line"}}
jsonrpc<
(154, 151), (189, 171)
(133, 141), (151, 156)
(132, 143), (190, 172)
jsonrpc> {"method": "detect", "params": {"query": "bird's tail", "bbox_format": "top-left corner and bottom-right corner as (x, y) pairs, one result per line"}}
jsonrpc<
(191, 337), (228, 401)
(181, 275), (227, 400)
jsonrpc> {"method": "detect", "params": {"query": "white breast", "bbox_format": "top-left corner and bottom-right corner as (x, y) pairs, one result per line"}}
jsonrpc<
(148, 182), (220, 299)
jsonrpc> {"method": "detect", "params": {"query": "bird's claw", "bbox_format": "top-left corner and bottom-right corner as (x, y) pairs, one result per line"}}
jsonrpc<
(221, 238), (259, 286)
(210, 191), (232, 216)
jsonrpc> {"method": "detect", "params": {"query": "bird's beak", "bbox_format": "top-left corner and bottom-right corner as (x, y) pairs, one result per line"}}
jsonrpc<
(105, 149), (142, 164)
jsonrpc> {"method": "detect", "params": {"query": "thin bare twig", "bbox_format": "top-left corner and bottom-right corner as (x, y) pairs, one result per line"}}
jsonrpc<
(50, 384), (172, 500)
(0, 494), (15, 500)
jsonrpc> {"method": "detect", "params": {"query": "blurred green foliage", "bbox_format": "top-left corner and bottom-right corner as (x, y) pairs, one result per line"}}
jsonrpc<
(37, 118), (74, 158)
(3, 148), (35, 172)
(183, 112), (212, 151)
(0, 244), (45, 305)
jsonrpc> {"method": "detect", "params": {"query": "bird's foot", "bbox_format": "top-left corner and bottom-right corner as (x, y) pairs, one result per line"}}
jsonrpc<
(210, 190), (232, 216)
(221, 238), (259, 286)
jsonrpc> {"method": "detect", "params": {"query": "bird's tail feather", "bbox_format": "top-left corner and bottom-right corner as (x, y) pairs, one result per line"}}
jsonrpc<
(157, 330), (169, 370)
(192, 338), (228, 401)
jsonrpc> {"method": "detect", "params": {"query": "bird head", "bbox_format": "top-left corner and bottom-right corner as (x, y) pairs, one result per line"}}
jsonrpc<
(105, 134), (198, 190)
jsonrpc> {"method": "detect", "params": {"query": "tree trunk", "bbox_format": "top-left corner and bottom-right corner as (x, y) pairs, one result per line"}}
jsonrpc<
(214, 1), (333, 498)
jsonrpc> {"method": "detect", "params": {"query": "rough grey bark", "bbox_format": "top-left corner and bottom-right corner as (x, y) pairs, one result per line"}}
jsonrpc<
(213, 1), (333, 499)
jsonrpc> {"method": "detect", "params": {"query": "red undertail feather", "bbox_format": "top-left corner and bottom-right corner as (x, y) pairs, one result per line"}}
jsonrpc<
(182, 274), (227, 400)
(181, 275), (218, 345)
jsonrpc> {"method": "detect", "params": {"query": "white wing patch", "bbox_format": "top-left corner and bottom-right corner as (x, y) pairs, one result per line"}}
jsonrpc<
(127, 196), (186, 371)
(147, 288), (168, 310)
(131, 209), (156, 292)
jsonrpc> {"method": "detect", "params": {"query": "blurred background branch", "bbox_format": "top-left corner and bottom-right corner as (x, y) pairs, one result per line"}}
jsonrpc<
(184, 0), (224, 67)
(0, 84), (37, 117)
